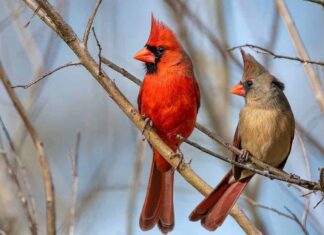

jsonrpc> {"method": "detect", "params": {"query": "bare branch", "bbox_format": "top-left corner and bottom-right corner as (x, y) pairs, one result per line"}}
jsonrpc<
(241, 195), (294, 220)
(12, 62), (81, 89)
(83, 0), (102, 47)
(0, 115), (38, 233)
(285, 207), (309, 235)
(0, 62), (56, 235)
(101, 57), (141, 86)
(276, 0), (324, 111)
(126, 134), (145, 235)
(229, 44), (324, 67)
(296, 131), (312, 227)
(91, 27), (103, 76)
(22, 1), (260, 233)
(165, 0), (242, 68)
(0, 149), (37, 235)
(68, 131), (81, 235)
(177, 135), (321, 192)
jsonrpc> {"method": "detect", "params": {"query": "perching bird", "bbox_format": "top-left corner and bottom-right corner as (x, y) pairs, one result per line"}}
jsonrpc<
(189, 49), (295, 231)
(135, 15), (200, 233)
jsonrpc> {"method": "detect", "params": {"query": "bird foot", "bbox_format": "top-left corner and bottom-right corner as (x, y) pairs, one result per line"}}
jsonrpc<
(289, 173), (300, 180)
(170, 149), (185, 170)
(238, 149), (250, 163)
(141, 115), (153, 134)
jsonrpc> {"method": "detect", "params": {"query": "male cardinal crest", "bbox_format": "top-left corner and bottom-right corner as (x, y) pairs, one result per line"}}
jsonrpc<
(135, 15), (200, 233)
(189, 49), (295, 231)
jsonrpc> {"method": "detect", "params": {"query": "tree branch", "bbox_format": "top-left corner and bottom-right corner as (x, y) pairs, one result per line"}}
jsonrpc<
(0, 63), (56, 235)
(22, 1), (261, 234)
(68, 131), (81, 235)
(0, 149), (37, 235)
(177, 135), (322, 192)
(11, 61), (81, 89)
(275, 0), (324, 111)
(83, 0), (102, 47)
(229, 43), (324, 67)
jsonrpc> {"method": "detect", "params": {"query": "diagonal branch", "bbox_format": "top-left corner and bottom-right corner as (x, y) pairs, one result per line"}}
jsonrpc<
(275, 0), (324, 111)
(22, 1), (261, 234)
(0, 63), (56, 235)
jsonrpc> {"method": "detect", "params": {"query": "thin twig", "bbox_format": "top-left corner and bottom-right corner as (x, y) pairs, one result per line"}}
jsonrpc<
(177, 135), (321, 192)
(83, 0), (102, 47)
(0, 150), (37, 235)
(296, 131), (312, 227)
(229, 44), (324, 67)
(101, 57), (141, 86)
(92, 27), (103, 76)
(24, 6), (41, 27)
(0, 115), (38, 232)
(12, 62), (81, 89)
(284, 207), (309, 235)
(126, 134), (145, 235)
(22, 1), (260, 233)
(166, 0), (242, 68)
(241, 195), (295, 221)
(0, 62), (56, 235)
(68, 131), (81, 235)
(275, 0), (324, 111)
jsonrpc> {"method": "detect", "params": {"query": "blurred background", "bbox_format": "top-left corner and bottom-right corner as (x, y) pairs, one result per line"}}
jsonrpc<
(0, 0), (324, 234)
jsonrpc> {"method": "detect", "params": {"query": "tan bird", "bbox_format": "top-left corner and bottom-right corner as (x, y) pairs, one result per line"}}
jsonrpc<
(189, 49), (295, 231)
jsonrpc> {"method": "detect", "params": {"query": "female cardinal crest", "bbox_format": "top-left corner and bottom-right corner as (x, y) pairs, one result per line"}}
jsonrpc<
(134, 15), (200, 233)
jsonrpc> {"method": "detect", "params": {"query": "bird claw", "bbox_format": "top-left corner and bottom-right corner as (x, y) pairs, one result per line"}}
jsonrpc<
(238, 149), (250, 163)
(170, 150), (185, 170)
(142, 115), (153, 134)
(289, 173), (300, 180)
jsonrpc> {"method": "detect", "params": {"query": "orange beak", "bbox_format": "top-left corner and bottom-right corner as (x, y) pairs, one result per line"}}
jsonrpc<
(134, 47), (155, 63)
(231, 82), (245, 96)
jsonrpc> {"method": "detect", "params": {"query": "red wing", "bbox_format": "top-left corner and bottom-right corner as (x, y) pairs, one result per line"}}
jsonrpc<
(193, 77), (201, 112)
(232, 125), (242, 180)
(137, 85), (143, 113)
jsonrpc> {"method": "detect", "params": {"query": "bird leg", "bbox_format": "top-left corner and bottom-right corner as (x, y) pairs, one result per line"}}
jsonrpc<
(141, 115), (153, 134)
(237, 149), (250, 163)
(288, 173), (300, 180)
(170, 149), (184, 170)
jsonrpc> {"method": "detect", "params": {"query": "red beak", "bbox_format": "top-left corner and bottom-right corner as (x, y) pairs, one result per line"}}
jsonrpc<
(134, 47), (155, 63)
(231, 82), (245, 96)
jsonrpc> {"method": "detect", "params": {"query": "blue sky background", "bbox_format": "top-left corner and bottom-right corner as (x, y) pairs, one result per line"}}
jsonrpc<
(1, 1), (324, 235)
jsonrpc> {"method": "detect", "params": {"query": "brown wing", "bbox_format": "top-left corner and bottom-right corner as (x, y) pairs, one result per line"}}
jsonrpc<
(232, 125), (242, 180)
(277, 133), (295, 170)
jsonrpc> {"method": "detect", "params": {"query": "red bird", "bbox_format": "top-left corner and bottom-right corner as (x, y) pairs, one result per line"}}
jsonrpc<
(189, 50), (295, 231)
(134, 15), (200, 233)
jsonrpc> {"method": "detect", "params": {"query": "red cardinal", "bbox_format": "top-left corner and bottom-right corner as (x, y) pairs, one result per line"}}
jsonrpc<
(189, 50), (295, 231)
(134, 15), (200, 233)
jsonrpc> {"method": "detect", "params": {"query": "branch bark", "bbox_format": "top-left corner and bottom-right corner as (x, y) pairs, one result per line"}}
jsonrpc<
(0, 63), (55, 235)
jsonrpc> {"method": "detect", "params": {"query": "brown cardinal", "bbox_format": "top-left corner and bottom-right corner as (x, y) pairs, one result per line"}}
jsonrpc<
(135, 15), (200, 233)
(189, 49), (295, 231)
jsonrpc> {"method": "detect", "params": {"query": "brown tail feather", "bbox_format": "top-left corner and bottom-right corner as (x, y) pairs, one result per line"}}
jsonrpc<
(139, 157), (174, 233)
(189, 170), (252, 231)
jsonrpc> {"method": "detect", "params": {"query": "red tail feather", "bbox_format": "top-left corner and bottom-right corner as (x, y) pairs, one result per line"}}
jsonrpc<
(189, 170), (252, 231)
(139, 156), (174, 233)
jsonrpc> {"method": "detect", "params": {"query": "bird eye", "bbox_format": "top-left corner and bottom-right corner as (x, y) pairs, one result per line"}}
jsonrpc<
(156, 47), (165, 53)
(246, 80), (253, 87)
